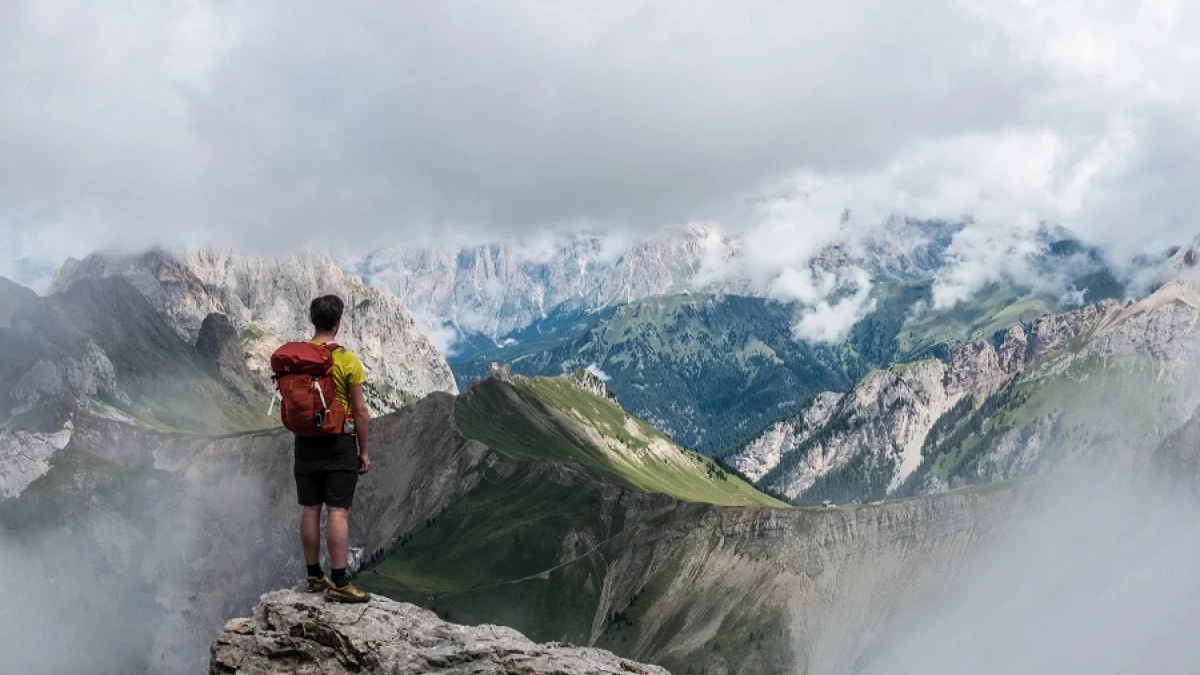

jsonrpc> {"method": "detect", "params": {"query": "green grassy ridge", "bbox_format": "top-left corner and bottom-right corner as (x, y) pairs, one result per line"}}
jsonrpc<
(357, 461), (794, 673)
(896, 283), (1058, 360)
(358, 464), (618, 641)
(454, 376), (785, 508)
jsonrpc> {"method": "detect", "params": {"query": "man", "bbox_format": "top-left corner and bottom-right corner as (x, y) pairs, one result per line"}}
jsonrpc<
(292, 294), (372, 603)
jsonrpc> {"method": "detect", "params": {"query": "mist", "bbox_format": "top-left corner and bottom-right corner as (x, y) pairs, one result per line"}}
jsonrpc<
(0, 440), (291, 675)
(849, 468), (1200, 675)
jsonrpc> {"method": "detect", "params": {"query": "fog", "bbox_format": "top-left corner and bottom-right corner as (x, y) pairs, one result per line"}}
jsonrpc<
(0, 449), (289, 675)
(851, 469), (1200, 675)
(0, 520), (160, 673)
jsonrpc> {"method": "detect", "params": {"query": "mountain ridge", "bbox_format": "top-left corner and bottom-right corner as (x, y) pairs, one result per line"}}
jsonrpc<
(52, 248), (458, 412)
(724, 271), (1200, 503)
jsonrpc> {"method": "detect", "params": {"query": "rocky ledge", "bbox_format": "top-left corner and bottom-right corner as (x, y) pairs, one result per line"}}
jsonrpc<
(209, 589), (669, 675)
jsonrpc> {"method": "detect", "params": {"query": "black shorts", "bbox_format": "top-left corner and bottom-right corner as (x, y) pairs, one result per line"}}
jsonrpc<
(294, 434), (360, 509)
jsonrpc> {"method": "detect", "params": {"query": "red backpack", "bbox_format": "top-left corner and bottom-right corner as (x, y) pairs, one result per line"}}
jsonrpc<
(270, 342), (348, 436)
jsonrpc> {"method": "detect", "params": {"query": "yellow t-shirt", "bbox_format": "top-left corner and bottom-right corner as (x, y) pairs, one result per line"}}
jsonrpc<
(310, 342), (367, 410)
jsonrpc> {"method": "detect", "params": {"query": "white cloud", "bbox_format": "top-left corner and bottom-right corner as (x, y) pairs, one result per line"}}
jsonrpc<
(585, 363), (611, 382)
(792, 270), (878, 343)
(407, 310), (459, 357)
(931, 225), (1044, 309)
(2, 0), (1199, 301)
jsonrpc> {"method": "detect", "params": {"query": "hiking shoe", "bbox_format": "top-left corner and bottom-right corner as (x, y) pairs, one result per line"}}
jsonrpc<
(306, 575), (332, 593)
(326, 581), (371, 604)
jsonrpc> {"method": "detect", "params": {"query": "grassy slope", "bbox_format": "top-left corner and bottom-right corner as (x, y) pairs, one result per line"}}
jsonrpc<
(897, 350), (1182, 496)
(896, 283), (1058, 360)
(455, 377), (785, 507)
(361, 374), (784, 657)
(359, 466), (621, 641)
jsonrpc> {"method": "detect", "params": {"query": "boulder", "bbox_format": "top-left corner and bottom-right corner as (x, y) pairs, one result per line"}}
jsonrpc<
(208, 589), (670, 675)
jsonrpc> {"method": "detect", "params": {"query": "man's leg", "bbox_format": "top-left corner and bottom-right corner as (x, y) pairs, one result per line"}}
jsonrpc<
(301, 505), (323, 566)
(326, 506), (349, 571)
(323, 470), (368, 602)
(296, 471), (329, 588)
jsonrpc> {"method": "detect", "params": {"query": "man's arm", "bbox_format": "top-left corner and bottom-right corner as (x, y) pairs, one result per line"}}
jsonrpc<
(350, 384), (370, 474)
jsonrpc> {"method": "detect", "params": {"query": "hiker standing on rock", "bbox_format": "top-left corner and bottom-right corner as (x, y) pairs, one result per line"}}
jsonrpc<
(270, 294), (372, 603)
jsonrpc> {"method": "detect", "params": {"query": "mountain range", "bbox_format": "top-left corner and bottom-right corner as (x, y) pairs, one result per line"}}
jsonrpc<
(724, 238), (1200, 504)
(3, 233), (1199, 675)
(355, 220), (966, 340)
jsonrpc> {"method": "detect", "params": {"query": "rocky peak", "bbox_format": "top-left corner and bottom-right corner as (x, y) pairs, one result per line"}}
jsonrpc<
(208, 589), (669, 675)
(357, 221), (959, 340)
(567, 367), (614, 401)
(996, 324), (1029, 373)
(52, 248), (458, 413)
(1026, 299), (1120, 359)
(487, 362), (513, 382)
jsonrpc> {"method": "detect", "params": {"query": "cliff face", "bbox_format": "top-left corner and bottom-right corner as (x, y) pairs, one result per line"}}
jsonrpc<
(727, 266), (1200, 504)
(358, 222), (959, 338)
(588, 486), (1030, 675)
(51, 248), (458, 410)
(0, 276), (36, 329)
(209, 589), (669, 675)
(361, 226), (742, 338)
(1, 392), (488, 675)
(0, 277), (271, 436)
(728, 299), (1123, 502)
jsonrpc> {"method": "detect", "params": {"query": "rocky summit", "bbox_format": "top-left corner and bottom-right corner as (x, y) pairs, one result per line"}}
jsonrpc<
(209, 589), (669, 675)
(52, 248), (458, 412)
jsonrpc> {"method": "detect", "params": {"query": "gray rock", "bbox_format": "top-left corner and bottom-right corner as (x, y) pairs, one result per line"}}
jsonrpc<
(360, 222), (957, 338)
(727, 296), (1120, 500)
(567, 367), (614, 401)
(0, 275), (36, 329)
(208, 589), (670, 675)
(52, 248), (458, 412)
(197, 312), (259, 397)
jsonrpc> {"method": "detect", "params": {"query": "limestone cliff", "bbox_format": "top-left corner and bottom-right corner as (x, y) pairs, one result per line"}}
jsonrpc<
(357, 221), (958, 338)
(209, 589), (669, 675)
(52, 248), (458, 410)
(728, 299), (1122, 502)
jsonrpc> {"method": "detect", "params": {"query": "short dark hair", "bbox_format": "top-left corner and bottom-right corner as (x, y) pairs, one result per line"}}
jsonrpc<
(310, 295), (345, 332)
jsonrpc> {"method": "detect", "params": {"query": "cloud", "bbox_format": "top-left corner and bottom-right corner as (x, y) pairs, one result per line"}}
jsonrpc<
(3, 0), (1199, 298)
(791, 269), (878, 343)
(585, 363), (611, 382)
(407, 310), (461, 357)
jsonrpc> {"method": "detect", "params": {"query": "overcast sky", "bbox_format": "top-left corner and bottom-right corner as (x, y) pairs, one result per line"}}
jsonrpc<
(2, 0), (1199, 290)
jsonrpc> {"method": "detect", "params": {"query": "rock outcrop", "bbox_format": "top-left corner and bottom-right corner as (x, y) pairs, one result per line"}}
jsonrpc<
(0, 422), (73, 498)
(567, 367), (614, 401)
(197, 313), (261, 398)
(52, 248), (458, 412)
(0, 276), (36, 329)
(728, 298), (1120, 501)
(209, 589), (669, 675)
